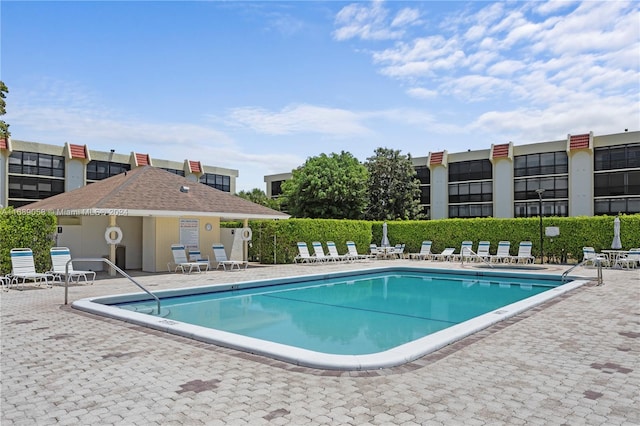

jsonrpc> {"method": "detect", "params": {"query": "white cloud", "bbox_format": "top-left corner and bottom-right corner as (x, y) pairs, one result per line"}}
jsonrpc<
(226, 104), (373, 137)
(406, 87), (438, 100)
(333, 0), (404, 41)
(391, 7), (421, 28)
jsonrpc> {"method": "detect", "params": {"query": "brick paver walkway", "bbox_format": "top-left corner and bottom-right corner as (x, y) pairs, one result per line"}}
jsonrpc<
(2, 260), (638, 425)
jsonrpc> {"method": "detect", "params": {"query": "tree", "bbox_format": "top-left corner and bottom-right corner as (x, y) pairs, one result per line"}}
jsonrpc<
(365, 147), (422, 220)
(0, 81), (9, 139)
(280, 151), (369, 219)
(236, 188), (281, 210)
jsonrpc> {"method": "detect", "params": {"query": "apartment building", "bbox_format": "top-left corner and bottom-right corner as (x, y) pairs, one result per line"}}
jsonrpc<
(264, 131), (640, 219)
(0, 139), (239, 208)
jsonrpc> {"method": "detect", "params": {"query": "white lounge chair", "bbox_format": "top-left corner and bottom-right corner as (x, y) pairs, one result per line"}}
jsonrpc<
(346, 241), (371, 261)
(615, 248), (640, 269)
(10, 248), (54, 288)
(513, 241), (535, 264)
(188, 248), (211, 272)
(326, 241), (352, 262)
(169, 244), (205, 273)
(582, 247), (610, 268)
(453, 241), (474, 262)
(432, 247), (456, 262)
(294, 242), (317, 264)
(312, 242), (334, 262)
(474, 241), (491, 262)
(393, 244), (406, 259)
(491, 241), (512, 263)
(49, 247), (96, 284)
(409, 241), (432, 260)
(212, 244), (247, 271)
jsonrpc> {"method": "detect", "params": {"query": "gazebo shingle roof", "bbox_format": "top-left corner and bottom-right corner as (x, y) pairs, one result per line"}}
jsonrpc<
(19, 166), (289, 220)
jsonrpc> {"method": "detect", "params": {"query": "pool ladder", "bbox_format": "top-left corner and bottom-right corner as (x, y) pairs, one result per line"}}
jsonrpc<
(561, 259), (603, 285)
(63, 257), (161, 314)
(460, 248), (494, 268)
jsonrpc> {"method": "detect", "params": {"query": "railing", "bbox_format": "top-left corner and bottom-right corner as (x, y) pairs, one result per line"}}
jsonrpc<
(64, 258), (161, 314)
(561, 258), (603, 285)
(460, 248), (494, 268)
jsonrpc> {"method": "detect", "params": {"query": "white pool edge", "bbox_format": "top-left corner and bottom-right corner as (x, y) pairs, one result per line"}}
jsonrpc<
(72, 270), (589, 371)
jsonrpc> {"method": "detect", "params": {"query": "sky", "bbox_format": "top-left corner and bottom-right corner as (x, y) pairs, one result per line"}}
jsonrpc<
(2, 0), (639, 192)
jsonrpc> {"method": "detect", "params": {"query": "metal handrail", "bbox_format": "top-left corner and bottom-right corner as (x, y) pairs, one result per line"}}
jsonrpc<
(561, 258), (603, 285)
(64, 258), (161, 314)
(460, 248), (494, 268)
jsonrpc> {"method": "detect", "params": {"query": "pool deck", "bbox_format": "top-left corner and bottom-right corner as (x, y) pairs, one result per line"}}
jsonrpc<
(1, 260), (639, 425)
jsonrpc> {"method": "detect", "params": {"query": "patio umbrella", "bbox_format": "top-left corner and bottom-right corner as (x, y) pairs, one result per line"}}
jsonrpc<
(611, 216), (622, 250)
(381, 222), (390, 247)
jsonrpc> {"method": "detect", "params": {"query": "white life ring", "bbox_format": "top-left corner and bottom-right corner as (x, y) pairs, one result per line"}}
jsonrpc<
(104, 226), (123, 245)
(240, 227), (252, 241)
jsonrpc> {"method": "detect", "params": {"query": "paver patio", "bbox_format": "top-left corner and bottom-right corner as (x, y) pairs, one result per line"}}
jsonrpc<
(1, 260), (639, 425)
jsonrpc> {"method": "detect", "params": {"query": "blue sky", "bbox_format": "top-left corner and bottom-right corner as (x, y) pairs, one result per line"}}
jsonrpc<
(2, 0), (639, 192)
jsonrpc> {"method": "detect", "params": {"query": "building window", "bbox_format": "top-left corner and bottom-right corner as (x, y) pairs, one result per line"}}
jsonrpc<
(86, 160), (130, 181)
(200, 173), (231, 192)
(8, 151), (65, 177)
(448, 159), (492, 218)
(449, 204), (493, 218)
(161, 167), (185, 176)
(270, 180), (284, 198)
(514, 151), (568, 177)
(594, 143), (640, 171)
(514, 200), (568, 218)
(415, 166), (430, 185)
(448, 159), (492, 181)
(514, 176), (568, 201)
(594, 143), (640, 215)
(8, 176), (65, 206)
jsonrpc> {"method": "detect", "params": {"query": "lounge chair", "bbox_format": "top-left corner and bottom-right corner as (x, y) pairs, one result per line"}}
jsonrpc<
(432, 247), (455, 262)
(615, 248), (640, 269)
(490, 241), (512, 263)
(312, 241), (334, 262)
(326, 241), (352, 262)
(409, 241), (432, 260)
(188, 248), (211, 271)
(453, 241), (474, 262)
(169, 244), (205, 273)
(393, 244), (406, 259)
(212, 244), (247, 270)
(513, 241), (535, 264)
(294, 242), (317, 264)
(10, 248), (54, 288)
(49, 247), (96, 284)
(1, 275), (11, 292)
(474, 241), (491, 262)
(346, 241), (372, 261)
(582, 247), (610, 268)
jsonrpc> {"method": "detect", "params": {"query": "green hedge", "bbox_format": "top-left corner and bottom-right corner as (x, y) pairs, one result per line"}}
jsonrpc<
(244, 215), (640, 264)
(0, 207), (57, 274)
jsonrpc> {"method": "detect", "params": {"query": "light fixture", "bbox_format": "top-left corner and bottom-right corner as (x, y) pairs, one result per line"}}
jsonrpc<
(180, 185), (190, 193)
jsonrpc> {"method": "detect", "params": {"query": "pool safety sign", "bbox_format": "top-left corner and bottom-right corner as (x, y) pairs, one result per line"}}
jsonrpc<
(180, 219), (199, 249)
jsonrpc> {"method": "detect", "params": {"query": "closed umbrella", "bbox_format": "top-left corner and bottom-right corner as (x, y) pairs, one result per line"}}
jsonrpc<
(611, 216), (622, 250)
(381, 222), (390, 247)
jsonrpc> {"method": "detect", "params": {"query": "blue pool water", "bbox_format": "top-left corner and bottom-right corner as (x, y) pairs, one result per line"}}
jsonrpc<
(115, 270), (553, 356)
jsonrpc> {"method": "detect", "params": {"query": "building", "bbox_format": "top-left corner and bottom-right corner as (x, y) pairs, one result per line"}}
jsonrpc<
(0, 139), (239, 208)
(264, 131), (640, 219)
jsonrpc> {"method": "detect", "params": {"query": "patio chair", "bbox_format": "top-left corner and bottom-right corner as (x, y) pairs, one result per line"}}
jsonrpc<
(212, 244), (247, 271)
(169, 244), (205, 273)
(393, 243), (406, 259)
(474, 241), (491, 262)
(346, 241), (372, 261)
(432, 247), (456, 262)
(294, 242), (317, 264)
(1, 275), (11, 292)
(326, 241), (352, 262)
(513, 241), (535, 264)
(312, 242), (334, 262)
(582, 247), (610, 268)
(10, 248), (54, 288)
(490, 241), (512, 263)
(453, 241), (474, 262)
(188, 248), (211, 272)
(49, 247), (96, 284)
(615, 248), (640, 269)
(409, 241), (432, 260)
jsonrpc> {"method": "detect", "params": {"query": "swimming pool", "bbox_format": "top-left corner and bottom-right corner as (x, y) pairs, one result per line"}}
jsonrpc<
(73, 267), (587, 370)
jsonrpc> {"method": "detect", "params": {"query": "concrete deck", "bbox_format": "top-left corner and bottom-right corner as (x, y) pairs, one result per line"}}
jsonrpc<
(1, 260), (639, 425)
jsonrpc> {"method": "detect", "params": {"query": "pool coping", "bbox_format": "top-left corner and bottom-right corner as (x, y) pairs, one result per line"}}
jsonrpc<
(72, 266), (589, 371)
